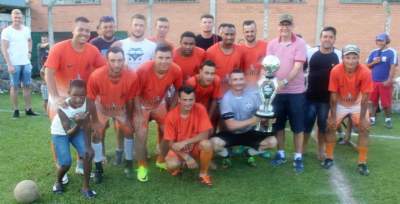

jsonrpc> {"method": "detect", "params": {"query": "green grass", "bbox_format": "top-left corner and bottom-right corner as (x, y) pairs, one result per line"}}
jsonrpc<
(0, 93), (399, 203)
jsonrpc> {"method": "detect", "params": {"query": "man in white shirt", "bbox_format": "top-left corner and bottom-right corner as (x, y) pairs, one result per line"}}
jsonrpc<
(1, 9), (38, 118)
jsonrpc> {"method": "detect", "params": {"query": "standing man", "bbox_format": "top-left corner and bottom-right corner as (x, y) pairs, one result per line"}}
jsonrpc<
(148, 17), (174, 49)
(206, 23), (244, 91)
(303, 26), (341, 160)
(267, 14), (307, 173)
(134, 44), (183, 182)
(164, 85), (214, 186)
(90, 16), (118, 56)
(87, 47), (140, 182)
(325, 44), (373, 176)
(173, 31), (206, 80)
(240, 20), (268, 86)
(366, 33), (397, 129)
(1, 9), (38, 117)
(112, 14), (156, 71)
(37, 34), (50, 113)
(195, 14), (222, 51)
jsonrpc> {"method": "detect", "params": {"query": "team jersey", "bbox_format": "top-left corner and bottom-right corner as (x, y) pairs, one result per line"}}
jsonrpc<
(173, 47), (206, 80)
(185, 74), (222, 109)
(241, 40), (268, 84)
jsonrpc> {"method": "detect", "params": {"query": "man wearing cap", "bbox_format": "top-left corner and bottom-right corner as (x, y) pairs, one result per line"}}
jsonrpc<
(325, 44), (373, 176)
(266, 14), (307, 173)
(366, 33), (398, 129)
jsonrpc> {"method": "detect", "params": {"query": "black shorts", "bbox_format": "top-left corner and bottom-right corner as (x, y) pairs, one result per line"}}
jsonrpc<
(214, 130), (275, 149)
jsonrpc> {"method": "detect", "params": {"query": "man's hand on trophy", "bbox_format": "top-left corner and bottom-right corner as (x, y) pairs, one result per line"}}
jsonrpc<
(276, 79), (288, 90)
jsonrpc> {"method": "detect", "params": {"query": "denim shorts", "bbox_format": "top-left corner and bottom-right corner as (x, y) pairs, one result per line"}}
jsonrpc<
(304, 100), (330, 134)
(9, 64), (32, 87)
(272, 93), (305, 134)
(52, 129), (87, 167)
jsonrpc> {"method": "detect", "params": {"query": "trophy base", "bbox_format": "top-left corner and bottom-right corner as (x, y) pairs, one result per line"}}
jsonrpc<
(255, 111), (275, 119)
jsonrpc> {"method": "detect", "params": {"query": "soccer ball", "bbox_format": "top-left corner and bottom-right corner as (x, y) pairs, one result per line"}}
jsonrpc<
(14, 180), (40, 203)
(262, 55), (280, 73)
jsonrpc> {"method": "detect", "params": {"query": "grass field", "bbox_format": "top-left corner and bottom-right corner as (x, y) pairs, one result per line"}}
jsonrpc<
(0, 92), (399, 204)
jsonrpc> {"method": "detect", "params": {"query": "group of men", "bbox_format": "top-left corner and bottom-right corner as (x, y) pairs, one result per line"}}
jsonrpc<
(1, 8), (398, 198)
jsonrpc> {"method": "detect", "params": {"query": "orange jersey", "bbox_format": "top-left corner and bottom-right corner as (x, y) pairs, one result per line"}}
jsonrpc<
(186, 75), (222, 109)
(240, 40), (268, 84)
(44, 39), (106, 97)
(87, 66), (139, 114)
(173, 47), (206, 80)
(164, 103), (212, 143)
(147, 36), (175, 49)
(206, 43), (244, 81)
(328, 63), (373, 106)
(136, 61), (183, 107)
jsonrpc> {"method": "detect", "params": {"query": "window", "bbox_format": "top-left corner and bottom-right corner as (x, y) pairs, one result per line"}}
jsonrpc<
(228, 0), (305, 3)
(340, 0), (400, 3)
(129, 0), (197, 3)
(42, 0), (100, 5)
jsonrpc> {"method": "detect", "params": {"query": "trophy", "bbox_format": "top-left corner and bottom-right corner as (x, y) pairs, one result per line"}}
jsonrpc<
(255, 55), (280, 132)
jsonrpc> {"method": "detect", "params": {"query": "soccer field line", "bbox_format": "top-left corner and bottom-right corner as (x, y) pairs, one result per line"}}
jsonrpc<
(330, 165), (357, 204)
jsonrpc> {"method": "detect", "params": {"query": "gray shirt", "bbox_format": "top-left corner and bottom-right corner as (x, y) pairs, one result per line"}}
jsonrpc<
(220, 87), (261, 134)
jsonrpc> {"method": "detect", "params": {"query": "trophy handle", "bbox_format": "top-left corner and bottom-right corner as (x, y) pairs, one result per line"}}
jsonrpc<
(268, 78), (278, 108)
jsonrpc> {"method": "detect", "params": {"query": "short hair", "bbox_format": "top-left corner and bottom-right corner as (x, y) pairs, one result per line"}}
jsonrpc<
(220, 23), (235, 30)
(156, 17), (169, 23)
(243, 20), (256, 27)
(155, 43), (173, 53)
(75, 16), (90, 23)
(180, 31), (196, 41)
(69, 79), (86, 91)
(230, 69), (244, 76)
(320, 26), (337, 37)
(106, 46), (125, 58)
(99, 16), (115, 24)
(131, 14), (146, 22)
(218, 23), (229, 31)
(41, 33), (48, 38)
(200, 14), (214, 20)
(178, 85), (195, 97)
(200, 60), (216, 69)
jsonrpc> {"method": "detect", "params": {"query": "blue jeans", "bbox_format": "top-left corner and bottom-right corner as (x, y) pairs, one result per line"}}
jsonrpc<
(304, 100), (330, 134)
(272, 93), (305, 134)
(9, 64), (32, 87)
(52, 129), (87, 167)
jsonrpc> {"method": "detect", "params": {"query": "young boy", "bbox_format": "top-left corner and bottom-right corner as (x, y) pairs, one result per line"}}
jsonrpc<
(50, 80), (95, 198)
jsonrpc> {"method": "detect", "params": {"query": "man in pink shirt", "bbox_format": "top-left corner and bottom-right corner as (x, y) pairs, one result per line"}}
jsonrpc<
(266, 14), (307, 173)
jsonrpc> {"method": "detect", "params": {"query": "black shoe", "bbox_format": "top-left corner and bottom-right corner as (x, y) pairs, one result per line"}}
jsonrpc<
(321, 158), (334, 169)
(52, 182), (63, 194)
(94, 162), (103, 184)
(13, 110), (20, 118)
(81, 189), (96, 199)
(25, 108), (39, 116)
(357, 163), (370, 176)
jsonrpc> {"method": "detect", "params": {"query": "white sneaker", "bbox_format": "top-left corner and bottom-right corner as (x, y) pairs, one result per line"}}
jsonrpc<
(62, 174), (69, 185)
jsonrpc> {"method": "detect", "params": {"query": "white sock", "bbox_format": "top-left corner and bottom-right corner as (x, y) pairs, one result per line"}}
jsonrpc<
(370, 117), (375, 122)
(91, 143), (103, 163)
(278, 150), (285, 158)
(294, 152), (302, 160)
(217, 148), (229, 157)
(385, 117), (391, 122)
(124, 138), (134, 161)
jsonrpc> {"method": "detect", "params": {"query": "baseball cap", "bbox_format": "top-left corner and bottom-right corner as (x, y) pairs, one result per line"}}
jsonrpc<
(376, 33), (389, 42)
(342, 44), (360, 56)
(279, 14), (293, 24)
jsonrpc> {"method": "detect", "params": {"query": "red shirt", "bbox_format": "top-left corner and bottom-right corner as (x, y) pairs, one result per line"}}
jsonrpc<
(241, 40), (267, 85)
(185, 75), (222, 109)
(173, 47), (206, 80)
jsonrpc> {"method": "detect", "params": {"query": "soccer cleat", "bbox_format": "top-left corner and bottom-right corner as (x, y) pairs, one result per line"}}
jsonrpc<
(124, 168), (133, 179)
(321, 158), (334, 169)
(369, 118), (376, 126)
(61, 174), (69, 185)
(271, 153), (287, 167)
(81, 189), (96, 199)
(137, 166), (149, 182)
(94, 170), (103, 184)
(221, 158), (232, 169)
(13, 110), (20, 118)
(247, 156), (257, 167)
(384, 120), (393, 129)
(52, 182), (63, 194)
(357, 163), (370, 176)
(199, 175), (213, 187)
(155, 161), (167, 171)
(293, 158), (304, 174)
(25, 108), (39, 116)
(113, 150), (123, 166)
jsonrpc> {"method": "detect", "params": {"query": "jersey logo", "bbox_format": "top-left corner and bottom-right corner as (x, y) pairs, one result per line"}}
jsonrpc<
(127, 48), (144, 62)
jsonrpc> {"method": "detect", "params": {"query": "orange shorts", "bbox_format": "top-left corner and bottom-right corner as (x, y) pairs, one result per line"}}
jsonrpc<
(166, 144), (200, 162)
(136, 102), (168, 129)
(95, 105), (132, 135)
(335, 103), (369, 128)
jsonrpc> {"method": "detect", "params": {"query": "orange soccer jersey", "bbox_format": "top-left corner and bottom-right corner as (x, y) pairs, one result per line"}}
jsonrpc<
(240, 40), (267, 84)
(87, 66), (140, 114)
(185, 75), (222, 109)
(164, 103), (212, 144)
(136, 61), (183, 107)
(206, 43), (244, 83)
(328, 63), (373, 106)
(173, 47), (206, 80)
(44, 39), (106, 98)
